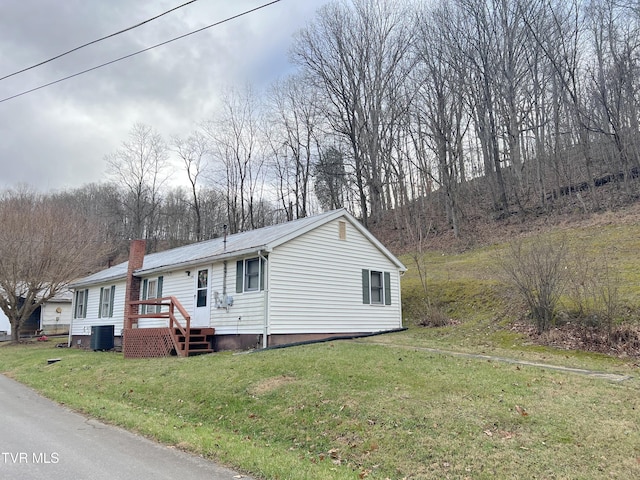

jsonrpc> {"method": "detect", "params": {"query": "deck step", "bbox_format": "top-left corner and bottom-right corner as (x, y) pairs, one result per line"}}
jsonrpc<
(172, 327), (215, 357)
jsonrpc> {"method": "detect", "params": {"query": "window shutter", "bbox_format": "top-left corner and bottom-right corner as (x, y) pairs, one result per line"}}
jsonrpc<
(142, 279), (148, 314)
(156, 276), (164, 314)
(98, 288), (104, 318)
(157, 276), (163, 298)
(109, 285), (116, 317)
(73, 291), (79, 319)
(260, 257), (267, 291)
(362, 269), (370, 304)
(83, 289), (88, 318)
(384, 272), (391, 305)
(236, 261), (243, 293)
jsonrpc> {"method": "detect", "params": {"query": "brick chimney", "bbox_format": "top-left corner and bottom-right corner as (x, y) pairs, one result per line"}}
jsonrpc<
(124, 240), (146, 330)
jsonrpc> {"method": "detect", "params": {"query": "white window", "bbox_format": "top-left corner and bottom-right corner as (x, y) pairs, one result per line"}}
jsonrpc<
(142, 276), (163, 314)
(74, 289), (88, 319)
(245, 258), (260, 291)
(236, 257), (265, 293)
(99, 286), (116, 318)
(362, 269), (391, 306)
(370, 271), (384, 304)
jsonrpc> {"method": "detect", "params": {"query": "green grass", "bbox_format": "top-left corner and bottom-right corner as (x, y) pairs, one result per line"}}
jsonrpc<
(2, 218), (640, 479)
(1, 339), (639, 479)
(400, 221), (640, 338)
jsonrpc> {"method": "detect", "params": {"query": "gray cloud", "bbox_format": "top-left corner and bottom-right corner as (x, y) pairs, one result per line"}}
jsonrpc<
(0, 0), (328, 191)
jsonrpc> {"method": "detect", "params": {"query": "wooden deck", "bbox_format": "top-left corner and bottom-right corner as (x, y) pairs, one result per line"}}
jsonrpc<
(123, 297), (215, 358)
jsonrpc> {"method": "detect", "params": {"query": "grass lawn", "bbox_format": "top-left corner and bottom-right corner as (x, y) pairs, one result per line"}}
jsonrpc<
(2, 213), (639, 478)
(1, 336), (638, 479)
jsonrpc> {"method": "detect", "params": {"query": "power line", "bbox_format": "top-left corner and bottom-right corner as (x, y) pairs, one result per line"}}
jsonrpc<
(0, 0), (282, 104)
(0, 0), (201, 82)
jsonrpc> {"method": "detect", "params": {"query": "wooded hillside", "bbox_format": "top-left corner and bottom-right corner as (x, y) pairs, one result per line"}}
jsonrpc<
(8, 0), (640, 260)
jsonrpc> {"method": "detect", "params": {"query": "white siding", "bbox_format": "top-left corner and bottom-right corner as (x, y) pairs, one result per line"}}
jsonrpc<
(137, 265), (265, 335)
(71, 214), (403, 340)
(209, 260), (265, 335)
(268, 218), (402, 334)
(0, 310), (10, 334)
(71, 281), (126, 336)
(41, 302), (72, 334)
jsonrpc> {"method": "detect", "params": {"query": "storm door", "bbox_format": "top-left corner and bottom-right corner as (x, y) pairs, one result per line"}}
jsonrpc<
(193, 268), (210, 327)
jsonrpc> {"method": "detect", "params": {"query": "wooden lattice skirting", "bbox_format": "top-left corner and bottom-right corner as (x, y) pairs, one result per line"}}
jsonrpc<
(123, 328), (174, 358)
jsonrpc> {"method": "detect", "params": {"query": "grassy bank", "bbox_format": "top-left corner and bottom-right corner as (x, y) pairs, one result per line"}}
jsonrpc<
(400, 219), (640, 358)
(1, 338), (638, 479)
(2, 212), (640, 478)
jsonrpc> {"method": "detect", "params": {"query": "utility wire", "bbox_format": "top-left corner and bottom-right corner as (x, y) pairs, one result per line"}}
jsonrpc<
(0, 0), (201, 82)
(0, 0), (282, 104)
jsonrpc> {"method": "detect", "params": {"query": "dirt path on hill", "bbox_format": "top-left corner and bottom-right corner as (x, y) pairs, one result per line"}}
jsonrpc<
(354, 341), (634, 382)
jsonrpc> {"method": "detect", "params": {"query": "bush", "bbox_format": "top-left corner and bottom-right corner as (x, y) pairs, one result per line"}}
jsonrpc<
(403, 297), (451, 327)
(497, 236), (569, 333)
(564, 251), (620, 333)
(497, 234), (626, 336)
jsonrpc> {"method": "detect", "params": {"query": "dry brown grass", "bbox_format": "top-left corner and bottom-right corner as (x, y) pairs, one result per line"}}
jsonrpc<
(247, 374), (296, 396)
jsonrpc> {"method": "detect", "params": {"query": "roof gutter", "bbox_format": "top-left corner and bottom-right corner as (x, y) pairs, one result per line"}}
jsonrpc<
(135, 246), (273, 277)
(71, 246), (274, 288)
(69, 274), (127, 289)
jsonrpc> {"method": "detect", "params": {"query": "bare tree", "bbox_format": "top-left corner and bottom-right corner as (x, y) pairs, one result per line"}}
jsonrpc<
(173, 130), (210, 241)
(585, 0), (640, 196)
(314, 146), (348, 210)
(291, 0), (416, 226)
(266, 75), (322, 220)
(204, 85), (266, 232)
(0, 189), (113, 342)
(413, 1), (470, 236)
(106, 123), (169, 244)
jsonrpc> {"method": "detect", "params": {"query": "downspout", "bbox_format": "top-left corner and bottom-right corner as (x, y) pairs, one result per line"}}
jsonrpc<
(258, 250), (269, 348)
(68, 295), (74, 347)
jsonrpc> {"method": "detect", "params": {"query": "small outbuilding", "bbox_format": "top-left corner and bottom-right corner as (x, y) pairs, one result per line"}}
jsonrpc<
(0, 290), (72, 338)
(0, 310), (10, 338)
(69, 209), (406, 356)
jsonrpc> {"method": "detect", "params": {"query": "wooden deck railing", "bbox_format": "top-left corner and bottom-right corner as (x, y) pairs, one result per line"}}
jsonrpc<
(128, 296), (192, 356)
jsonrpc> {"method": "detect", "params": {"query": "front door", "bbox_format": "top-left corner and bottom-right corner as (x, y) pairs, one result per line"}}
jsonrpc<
(193, 268), (210, 327)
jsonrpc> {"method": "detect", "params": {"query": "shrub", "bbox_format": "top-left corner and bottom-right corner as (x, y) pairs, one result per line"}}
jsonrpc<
(403, 297), (450, 327)
(497, 236), (569, 333)
(564, 251), (620, 333)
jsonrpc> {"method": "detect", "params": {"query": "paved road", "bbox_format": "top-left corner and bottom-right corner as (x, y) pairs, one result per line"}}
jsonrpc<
(0, 375), (253, 480)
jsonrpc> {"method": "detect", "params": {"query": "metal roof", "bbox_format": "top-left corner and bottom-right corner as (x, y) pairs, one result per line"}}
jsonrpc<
(71, 209), (406, 288)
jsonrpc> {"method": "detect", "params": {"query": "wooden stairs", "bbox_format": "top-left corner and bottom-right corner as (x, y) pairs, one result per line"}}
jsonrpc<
(124, 296), (215, 358)
(172, 327), (215, 356)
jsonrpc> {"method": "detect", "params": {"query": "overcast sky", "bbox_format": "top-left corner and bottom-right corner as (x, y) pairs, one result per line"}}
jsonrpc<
(0, 0), (329, 192)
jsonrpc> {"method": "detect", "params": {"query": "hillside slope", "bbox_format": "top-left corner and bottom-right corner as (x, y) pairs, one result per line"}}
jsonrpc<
(396, 201), (640, 358)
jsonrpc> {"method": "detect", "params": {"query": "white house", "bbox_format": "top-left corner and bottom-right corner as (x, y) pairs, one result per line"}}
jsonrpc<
(0, 310), (10, 336)
(69, 209), (406, 356)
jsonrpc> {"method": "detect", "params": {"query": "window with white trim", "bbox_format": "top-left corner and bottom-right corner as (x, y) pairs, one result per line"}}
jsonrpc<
(99, 285), (116, 318)
(370, 271), (384, 304)
(74, 289), (88, 319)
(362, 269), (391, 305)
(245, 258), (260, 291)
(142, 276), (163, 314)
(235, 257), (266, 293)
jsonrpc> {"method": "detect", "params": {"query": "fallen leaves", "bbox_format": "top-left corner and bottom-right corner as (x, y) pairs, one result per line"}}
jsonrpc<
(484, 428), (516, 439)
(515, 405), (529, 416)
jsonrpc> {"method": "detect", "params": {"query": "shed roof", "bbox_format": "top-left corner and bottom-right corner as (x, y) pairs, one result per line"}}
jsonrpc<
(71, 209), (406, 288)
